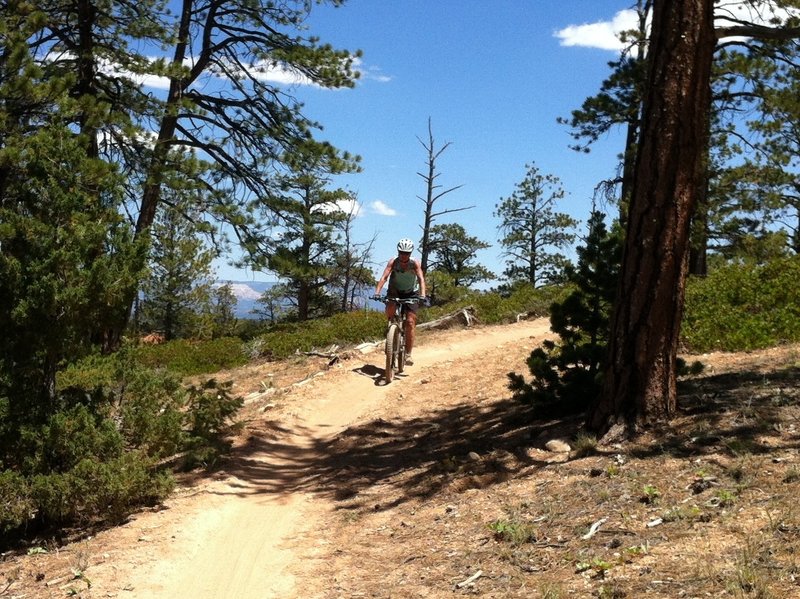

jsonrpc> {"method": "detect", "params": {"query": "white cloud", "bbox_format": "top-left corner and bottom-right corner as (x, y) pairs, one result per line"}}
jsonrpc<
(556, 3), (800, 52)
(127, 72), (171, 90)
(716, 0), (800, 26)
(715, 0), (800, 41)
(310, 197), (362, 216)
(99, 56), (176, 90)
(554, 9), (638, 51)
(370, 200), (397, 216)
(46, 49), (362, 92)
(337, 197), (362, 217)
(352, 57), (392, 83)
(247, 60), (317, 86)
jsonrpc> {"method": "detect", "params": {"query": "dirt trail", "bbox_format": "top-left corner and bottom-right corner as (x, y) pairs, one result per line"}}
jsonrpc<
(14, 319), (551, 599)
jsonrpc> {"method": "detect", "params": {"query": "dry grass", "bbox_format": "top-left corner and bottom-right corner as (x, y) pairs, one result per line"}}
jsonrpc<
(306, 344), (800, 598)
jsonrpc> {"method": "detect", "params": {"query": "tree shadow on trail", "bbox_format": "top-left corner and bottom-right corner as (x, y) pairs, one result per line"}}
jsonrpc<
(214, 396), (581, 510)
(213, 363), (800, 512)
(629, 365), (800, 460)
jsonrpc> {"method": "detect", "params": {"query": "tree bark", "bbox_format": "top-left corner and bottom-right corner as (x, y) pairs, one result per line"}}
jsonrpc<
(588, 0), (716, 437)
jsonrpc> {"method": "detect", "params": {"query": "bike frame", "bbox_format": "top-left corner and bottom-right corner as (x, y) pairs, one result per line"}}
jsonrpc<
(379, 296), (421, 382)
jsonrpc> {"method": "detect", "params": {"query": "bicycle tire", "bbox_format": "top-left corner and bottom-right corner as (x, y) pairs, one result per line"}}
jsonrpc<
(385, 323), (399, 382)
(397, 328), (406, 374)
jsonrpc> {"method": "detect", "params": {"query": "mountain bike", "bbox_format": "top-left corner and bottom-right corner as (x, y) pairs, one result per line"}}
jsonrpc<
(374, 296), (423, 383)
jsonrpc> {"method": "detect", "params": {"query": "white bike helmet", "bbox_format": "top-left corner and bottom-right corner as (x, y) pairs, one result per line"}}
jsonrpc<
(397, 238), (414, 253)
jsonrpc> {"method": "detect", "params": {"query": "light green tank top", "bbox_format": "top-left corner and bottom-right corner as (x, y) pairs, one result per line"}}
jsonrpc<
(389, 258), (418, 294)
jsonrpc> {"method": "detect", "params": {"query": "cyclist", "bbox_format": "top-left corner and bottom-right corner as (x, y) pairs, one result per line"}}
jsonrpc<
(374, 238), (427, 365)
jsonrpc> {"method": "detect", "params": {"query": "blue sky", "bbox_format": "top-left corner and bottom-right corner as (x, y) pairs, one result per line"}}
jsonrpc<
(218, 1), (639, 284)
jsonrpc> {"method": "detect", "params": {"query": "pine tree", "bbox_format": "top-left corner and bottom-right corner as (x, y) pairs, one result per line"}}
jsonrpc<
(0, 3), (139, 421)
(495, 164), (577, 287)
(209, 284), (238, 338)
(426, 223), (494, 289)
(265, 140), (360, 320)
(137, 202), (216, 340)
(508, 212), (621, 416)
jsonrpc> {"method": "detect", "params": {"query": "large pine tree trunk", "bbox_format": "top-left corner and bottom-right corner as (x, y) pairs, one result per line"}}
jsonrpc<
(588, 0), (716, 438)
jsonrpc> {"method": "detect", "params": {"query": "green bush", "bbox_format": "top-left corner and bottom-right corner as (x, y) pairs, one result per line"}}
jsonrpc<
(1, 355), (243, 536)
(133, 336), (248, 376)
(57, 352), (119, 391)
(683, 256), (800, 352)
(474, 283), (570, 324)
(183, 379), (244, 467)
(58, 337), (248, 388)
(117, 366), (186, 458)
(508, 212), (622, 416)
(30, 453), (173, 525)
(1, 399), (177, 531)
(188, 379), (243, 442)
(251, 310), (387, 360)
(19, 404), (124, 473)
(0, 471), (33, 534)
(421, 284), (570, 327)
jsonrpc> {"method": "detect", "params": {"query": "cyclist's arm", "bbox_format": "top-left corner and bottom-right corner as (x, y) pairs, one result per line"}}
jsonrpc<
(375, 258), (395, 295)
(414, 259), (427, 297)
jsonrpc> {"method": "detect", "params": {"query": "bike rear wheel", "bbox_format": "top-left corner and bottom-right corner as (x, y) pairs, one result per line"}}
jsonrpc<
(385, 323), (400, 382)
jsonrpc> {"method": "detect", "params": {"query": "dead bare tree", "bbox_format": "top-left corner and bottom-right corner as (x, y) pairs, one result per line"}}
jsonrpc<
(336, 197), (377, 311)
(416, 118), (474, 273)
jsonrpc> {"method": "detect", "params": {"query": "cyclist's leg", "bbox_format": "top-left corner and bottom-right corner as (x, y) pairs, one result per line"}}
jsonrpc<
(385, 286), (399, 323)
(405, 311), (417, 355)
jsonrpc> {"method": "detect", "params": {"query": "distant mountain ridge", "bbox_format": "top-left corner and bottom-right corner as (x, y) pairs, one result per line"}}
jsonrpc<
(215, 280), (276, 318)
(215, 280), (382, 319)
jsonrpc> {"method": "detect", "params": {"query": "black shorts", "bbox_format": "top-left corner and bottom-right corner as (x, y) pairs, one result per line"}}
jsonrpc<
(387, 289), (420, 314)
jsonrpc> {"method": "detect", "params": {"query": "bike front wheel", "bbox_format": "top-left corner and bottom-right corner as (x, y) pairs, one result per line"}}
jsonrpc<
(385, 323), (400, 382)
(396, 331), (406, 374)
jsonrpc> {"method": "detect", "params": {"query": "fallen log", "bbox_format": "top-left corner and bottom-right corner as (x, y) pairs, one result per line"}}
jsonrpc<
(418, 305), (479, 330)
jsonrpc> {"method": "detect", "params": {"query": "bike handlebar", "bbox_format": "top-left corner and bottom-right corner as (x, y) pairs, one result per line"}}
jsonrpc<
(372, 295), (427, 305)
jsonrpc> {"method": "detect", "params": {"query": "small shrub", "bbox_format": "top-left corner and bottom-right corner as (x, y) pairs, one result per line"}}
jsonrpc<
(714, 489), (737, 508)
(133, 337), (248, 376)
(538, 583), (565, 599)
(508, 212), (622, 417)
(575, 556), (614, 575)
(683, 256), (800, 352)
(0, 471), (33, 534)
(57, 353), (119, 391)
(60, 337), (248, 385)
(18, 404), (124, 473)
(251, 310), (386, 360)
(424, 283), (570, 327)
(488, 518), (540, 545)
(181, 379), (243, 468)
(662, 505), (705, 523)
(116, 365), (185, 458)
(2, 353), (244, 535)
(30, 453), (173, 525)
(572, 432), (598, 458)
(187, 379), (243, 441)
(473, 283), (570, 324)
(783, 467), (800, 484)
(641, 485), (661, 505)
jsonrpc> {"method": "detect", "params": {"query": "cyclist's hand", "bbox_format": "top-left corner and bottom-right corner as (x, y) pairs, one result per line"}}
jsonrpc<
(370, 294), (382, 301)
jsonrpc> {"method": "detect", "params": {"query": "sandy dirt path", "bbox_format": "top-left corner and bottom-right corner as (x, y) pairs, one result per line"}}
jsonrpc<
(17, 319), (551, 599)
